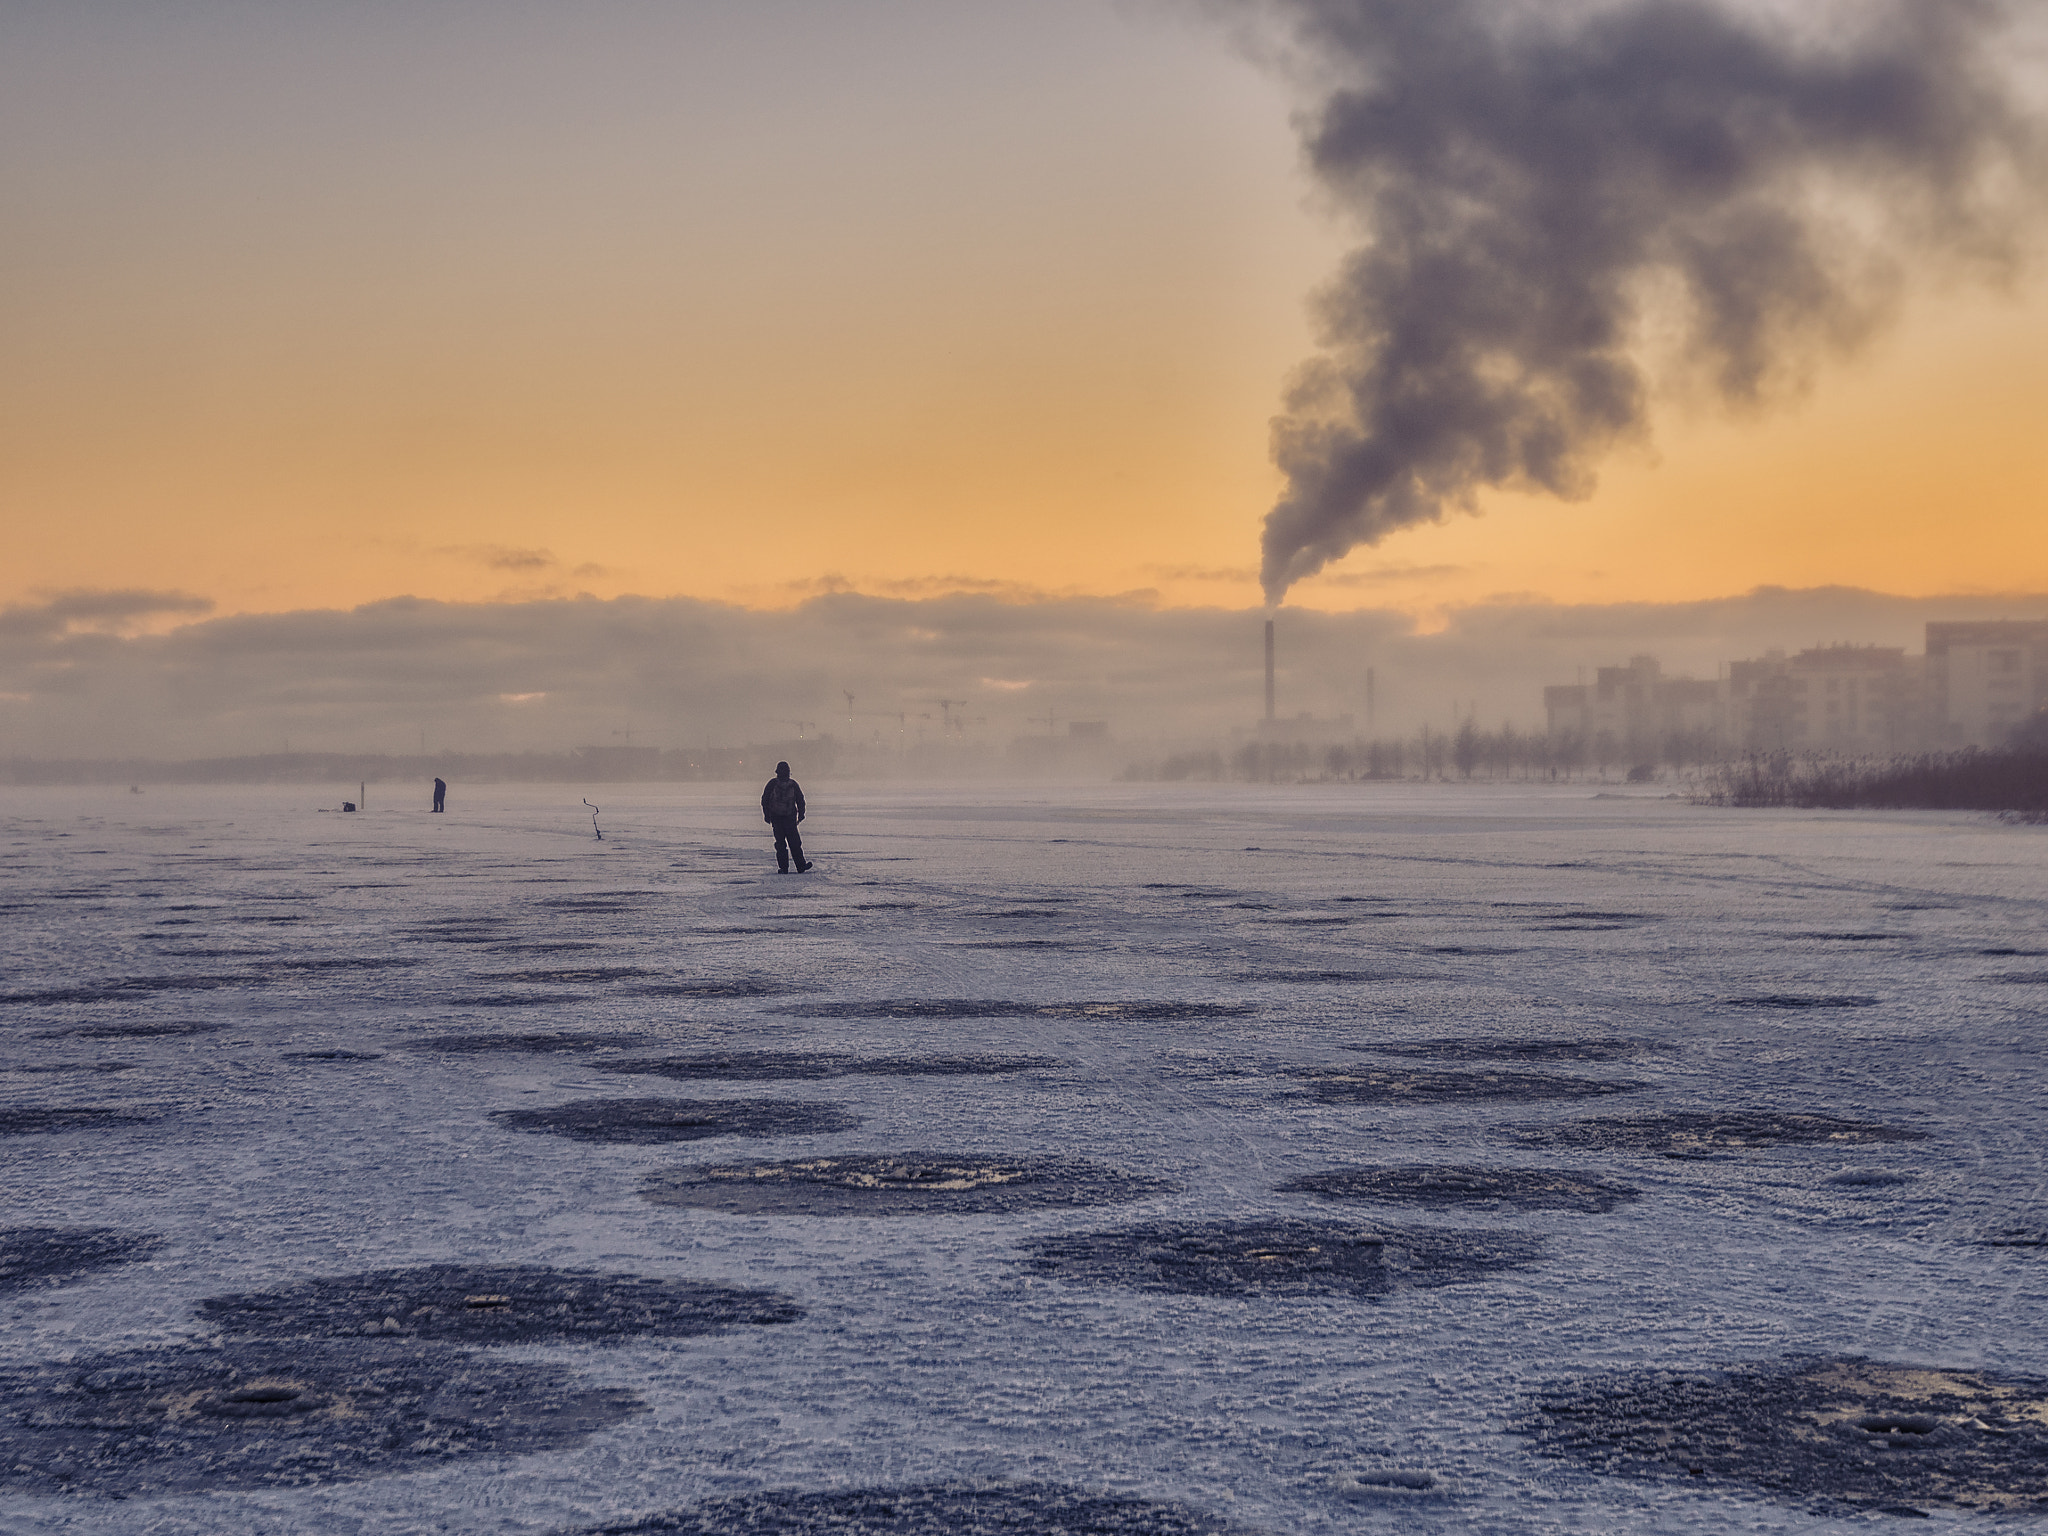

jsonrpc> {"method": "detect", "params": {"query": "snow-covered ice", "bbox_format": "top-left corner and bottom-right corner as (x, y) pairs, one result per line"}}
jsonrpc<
(3, 781), (2046, 1532)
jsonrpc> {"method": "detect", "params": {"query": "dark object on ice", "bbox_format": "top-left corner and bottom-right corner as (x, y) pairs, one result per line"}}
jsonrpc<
(0, 1107), (157, 1135)
(643, 1154), (1175, 1215)
(416, 1031), (647, 1055)
(581, 1481), (1236, 1535)
(282, 1049), (383, 1062)
(1284, 1164), (1639, 1213)
(1722, 994), (1881, 1009)
(601, 1051), (1059, 1083)
(762, 762), (811, 873)
(1501, 1110), (1926, 1157)
(494, 1097), (861, 1144)
(1295, 1068), (1643, 1104)
(1355, 1037), (1644, 1063)
(585, 798), (603, 839)
(778, 999), (1254, 1022)
(432, 777), (446, 812)
(0, 1342), (642, 1495)
(0, 1227), (162, 1294)
(198, 1263), (799, 1342)
(1523, 1356), (2048, 1514)
(1025, 1218), (1540, 1297)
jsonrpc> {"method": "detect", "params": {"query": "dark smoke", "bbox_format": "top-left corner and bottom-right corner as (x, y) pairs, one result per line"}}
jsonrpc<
(1255, 0), (2041, 603)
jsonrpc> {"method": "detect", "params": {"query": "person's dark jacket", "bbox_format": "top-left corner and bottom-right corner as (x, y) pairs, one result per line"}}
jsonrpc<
(762, 776), (805, 823)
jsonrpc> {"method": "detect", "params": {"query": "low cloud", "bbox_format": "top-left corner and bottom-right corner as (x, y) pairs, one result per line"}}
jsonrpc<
(0, 588), (214, 639)
(437, 544), (603, 575)
(3, 586), (2044, 760)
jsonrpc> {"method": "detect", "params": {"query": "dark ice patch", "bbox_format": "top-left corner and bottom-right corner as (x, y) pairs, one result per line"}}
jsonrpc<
(1296, 1068), (1643, 1104)
(477, 967), (652, 984)
(417, 1031), (647, 1055)
(0, 1227), (162, 1294)
(1502, 1111), (1926, 1157)
(0, 1342), (642, 1495)
(1237, 970), (1423, 984)
(1979, 1229), (2048, 1247)
(631, 979), (801, 998)
(49, 1020), (223, 1039)
(1026, 1218), (1540, 1297)
(400, 921), (510, 945)
(198, 1263), (799, 1342)
(282, 1049), (383, 1062)
(2, 976), (256, 1005)
(1284, 1165), (1639, 1213)
(444, 993), (583, 1008)
(1355, 1037), (1644, 1062)
(0, 1107), (157, 1135)
(950, 939), (1077, 950)
(602, 1052), (1058, 1082)
(1723, 995), (1881, 1010)
(581, 1482), (1234, 1535)
(780, 1000), (1254, 1022)
(643, 1155), (1174, 1215)
(259, 957), (420, 972)
(495, 1098), (861, 1144)
(1523, 1357), (2048, 1514)
(1, 1062), (138, 1075)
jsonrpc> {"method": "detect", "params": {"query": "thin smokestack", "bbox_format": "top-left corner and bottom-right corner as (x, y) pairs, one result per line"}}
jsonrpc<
(1264, 618), (1276, 721)
(1251, 0), (2041, 605)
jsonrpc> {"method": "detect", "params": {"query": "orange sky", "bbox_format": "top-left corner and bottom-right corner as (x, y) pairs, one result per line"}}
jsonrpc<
(4, 1), (2045, 627)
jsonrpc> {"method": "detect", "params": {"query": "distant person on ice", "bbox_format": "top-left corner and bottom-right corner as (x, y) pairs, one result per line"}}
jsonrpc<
(431, 777), (447, 813)
(761, 761), (811, 874)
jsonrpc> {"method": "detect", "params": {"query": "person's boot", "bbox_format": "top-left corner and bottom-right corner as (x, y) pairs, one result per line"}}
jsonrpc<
(797, 860), (813, 873)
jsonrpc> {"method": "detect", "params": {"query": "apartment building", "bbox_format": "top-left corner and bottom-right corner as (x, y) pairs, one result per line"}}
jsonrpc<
(1926, 621), (2048, 747)
(1544, 655), (1722, 764)
(1726, 644), (1917, 754)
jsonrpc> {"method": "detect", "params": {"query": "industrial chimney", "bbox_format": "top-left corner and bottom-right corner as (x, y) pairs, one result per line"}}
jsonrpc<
(1264, 619), (1275, 722)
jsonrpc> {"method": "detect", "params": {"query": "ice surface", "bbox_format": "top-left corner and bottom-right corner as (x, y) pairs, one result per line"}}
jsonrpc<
(3, 781), (2047, 1532)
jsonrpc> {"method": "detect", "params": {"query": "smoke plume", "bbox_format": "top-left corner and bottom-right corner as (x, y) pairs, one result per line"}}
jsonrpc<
(1255, 0), (2041, 604)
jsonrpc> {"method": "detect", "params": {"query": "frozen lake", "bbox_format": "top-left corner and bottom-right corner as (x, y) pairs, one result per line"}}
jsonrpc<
(3, 781), (2046, 1534)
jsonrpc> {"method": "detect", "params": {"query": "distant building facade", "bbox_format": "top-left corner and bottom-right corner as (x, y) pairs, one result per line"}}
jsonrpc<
(1543, 656), (1721, 767)
(1543, 622), (2048, 761)
(1926, 621), (2048, 747)
(1726, 645), (1917, 754)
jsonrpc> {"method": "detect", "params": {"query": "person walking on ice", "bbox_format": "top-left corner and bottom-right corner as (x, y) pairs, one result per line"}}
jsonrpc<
(761, 761), (812, 873)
